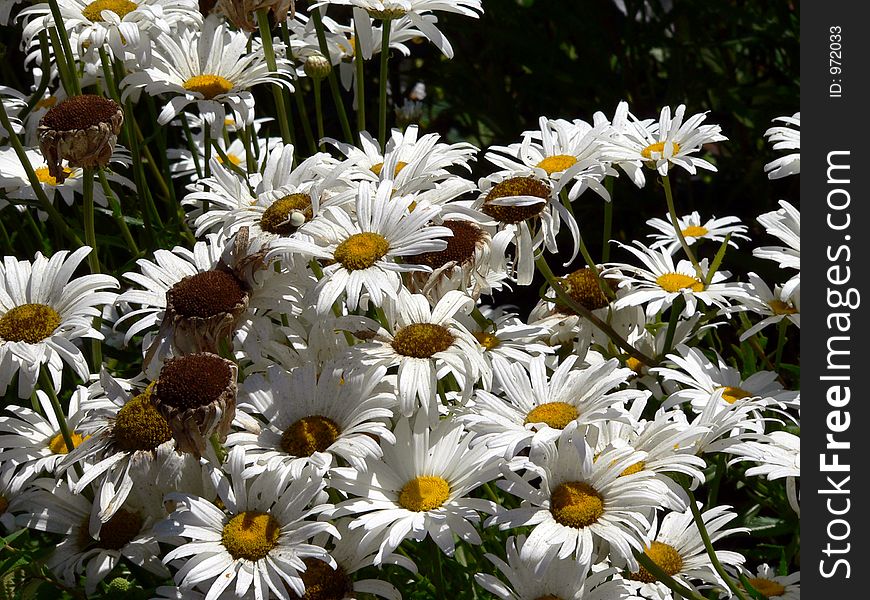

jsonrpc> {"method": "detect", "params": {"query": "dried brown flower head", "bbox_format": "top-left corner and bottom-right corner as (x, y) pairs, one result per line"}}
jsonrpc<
(216, 0), (295, 32)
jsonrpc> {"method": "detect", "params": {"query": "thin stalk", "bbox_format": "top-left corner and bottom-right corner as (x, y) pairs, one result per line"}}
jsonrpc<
(38, 366), (85, 479)
(181, 113), (204, 179)
(773, 318), (788, 371)
(602, 177), (614, 262)
(662, 174), (704, 281)
(310, 8), (354, 143)
(97, 169), (139, 255)
(256, 9), (293, 145)
(19, 32), (53, 121)
(0, 102), (83, 247)
(280, 23), (317, 154)
(203, 120), (212, 178)
(686, 490), (751, 600)
(661, 295), (685, 359)
(536, 254), (657, 366)
(378, 19), (393, 149)
(98, 47), (119, 102)
(313, 78), (325, 148)
(239, 126), (258, 174)
(353, 23), (366, 137)
(47, 0), (81, 92)
(211, 139), (250, 181)
(633, 550), (707, 600)
(123, 99), (156, 246)
(577, 232), (616, 301)
(82, 167), (102, 369)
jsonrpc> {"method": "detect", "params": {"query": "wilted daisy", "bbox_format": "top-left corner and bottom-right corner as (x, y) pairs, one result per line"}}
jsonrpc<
(623, 505), (745, 597)
(157, 448), (337, 599)
(330, 417), (502, 563)
(654, 345), (798, 412)
(736, 564), (800, 600)
(227, 361), (396, 478)
(753, 200), (800, 298)
(489, 432), (669, 572)
(351, 289), (487, 417)
(122, 14), (291, 128)
(0, 247), (118, 398)
(763, 113), (800, 179)
(475, 535), (636, 600)
(458, 356), (641, 459)
(646, 211), (749, 255)
(607, 104), (726, 176)
(269, 180), (451, 314)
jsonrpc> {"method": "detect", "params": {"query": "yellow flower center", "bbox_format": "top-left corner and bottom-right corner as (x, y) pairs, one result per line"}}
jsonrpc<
(768, 299), (797, 315)
(34, 166), (75, 186)
(536, 154), (577, 175)
(556, 267), (610, 313)
(681, 225), (709, 238)
(482, 176), (550, 224)
(333, 232), (390, 271)
(473, 331), (501, 350)
(0, 303), (61, 343)
(549, 481), (604, 528)
(408, 219), (484, 270)
(392, 323), (455, 358)
(260, 193), (313, 235)
(299, 558), (353, 600)
(524, 402), (578, 429)
(625, 357), (643, 373)
(716, 385), (752, 404)
(280, 415), (340, 457)
(370, 161), (408, 177)
(48, 431), (88, 455)
(641, 141), (681, 160)
(629, 541), (684, 583)
(217, 153), (242, 167)
(114, 386), (173, 452)
(367, 7), (408, 20)
(82, 0), (138, 22)
(98, 509), (144, 550)
(183, 75), (234, 100)
(398, 476), (450, 512)
(656, 273), (705, 293)
(35, 96), (57, 110)
(222, 511), (281, 561)
(746, 578), (786, 597)
(619, 461), (646, 477)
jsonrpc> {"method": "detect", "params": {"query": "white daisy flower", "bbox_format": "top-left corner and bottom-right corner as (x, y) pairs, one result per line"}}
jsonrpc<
(607, 104), (726, 177)
(0, 247), (119, 398)
(623, 504), (746, 597)
(349, 289), (487, 417)
(646, 211), (749, 255)
(488, 431), (669, 572)
(734, 564), (800, 600)
(458, 355), (642, 460)
(753, 200), (800, 298)
(169, 128), (280, 180)
(330, 417), (502, 563)
(653, 345), (798, 412)
(18, 477), (168, 595)
(606, 241), (747, 319)
(679, 394), (767, 456)
(0, 386), (90, 482)
(722, 430), (800, 481)
(122, 14), (292, 128)
(20, 0), (201, 64)
(475, 535), (636, 600)
(226, 361), (396, 479)
(763, 113), (800, 179)
(157, 447), (338, 599)
(268, 180), (451, 314)
(722, 272), (800, 341)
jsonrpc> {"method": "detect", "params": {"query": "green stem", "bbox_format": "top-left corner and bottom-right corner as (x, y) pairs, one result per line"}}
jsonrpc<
(38, 366), (85, 479)
(602, 177), (614, 262)
(662, 174), (704, 281)
(19, 32), (53, 121)
(686, 490), (751, 600)
(82, 167), (102, 369)
(256, 9), (293, 145)
(353, 23), (366, 138)
(313, 79), (325, 148)
(97, 169), (139, 256)
(661, 295), (685, 359)
(633, 550), (708, 600)
(239, 126), (258, 174)
(310, 8), (354, 143)
(289, 71), (317, 155)
(181, 113), (204, 179)
(378, 19), (393, 149)
(211, 139), (249, 181)
(98, 47), (119, 102)
(536, 254), (656, 367)
(773, 318), (788, 371)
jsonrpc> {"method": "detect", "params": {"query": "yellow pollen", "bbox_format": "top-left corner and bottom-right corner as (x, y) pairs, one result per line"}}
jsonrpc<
(114, 386), (173, 452)
(48, 431), (88, 455)
(625, 357), (643, 373)
(392, 323), (455, 358)
(224, 117), (235, 127)
(619, 461), (646, 477)
(217, 153), (242, 166)
(746, 578), (786, 597)
(82, 0), (138, 21)
(35, 166), (74, 186)
(398, 476), (450, 512)
(556, 267), (611, 313)
(473, 331), (501, 351)
(333, 232), (390, 271)
(280, 415), (340, 457)
(482, 176), (550, 224)
(629, 541), (684, 583)
(183, 74), (233, 100)
(768, 299), (797, 315)
(0, 303), (61, 344)
(716, 386), (752, 404)
(222, 511), (281, 561)
(370, 161), (408, 177)
(641, 141), (681, 160)
(536, 154), (577, 175)
(681, 225), (709, 238)
(549, 481), (604, 528)
(260, 193), (313, 235)
(656, 273), (705, 293)
(35, 96), (57, 110)
(524, 402), (578, 429)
